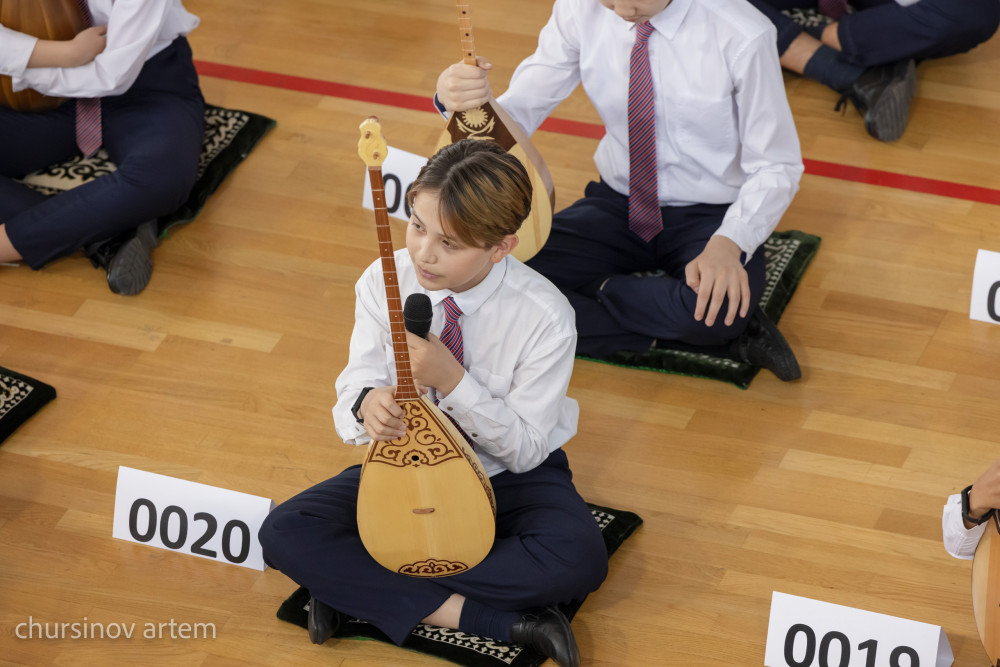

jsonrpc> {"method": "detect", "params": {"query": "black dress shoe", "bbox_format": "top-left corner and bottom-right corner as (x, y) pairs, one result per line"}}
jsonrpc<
(836, 59), (916, 142)
(307, 597), (342, 645)
(509, 607), (580, 667)
(85, 220), (159, 295)
(734, 308), (801, 382)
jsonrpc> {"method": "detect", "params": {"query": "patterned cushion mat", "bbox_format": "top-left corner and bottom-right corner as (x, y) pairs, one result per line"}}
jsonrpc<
(0, 367), (56, 445)
(18, 104), (276, 238)
(781, 7), (838, 28)
(276, 503), (642, 667)
(578, 230), (820, 389)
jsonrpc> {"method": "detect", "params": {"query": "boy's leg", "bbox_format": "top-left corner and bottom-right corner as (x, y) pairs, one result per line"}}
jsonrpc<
(526, 180), (664, 357)
(596, 202), (763, 347)
(258, 465), (455, 646)
(442, 449), (608, 613)
(838, 0), (1000, 67)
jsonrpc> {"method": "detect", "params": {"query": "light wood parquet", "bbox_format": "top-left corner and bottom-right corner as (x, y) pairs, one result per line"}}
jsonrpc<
(2, 1), (1000, 665)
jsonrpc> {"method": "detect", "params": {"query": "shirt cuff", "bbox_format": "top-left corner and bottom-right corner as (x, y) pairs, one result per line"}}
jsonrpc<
(432, 93), (450, 120)
(435, 371), (484, 424)
(0, 29), (38, 79)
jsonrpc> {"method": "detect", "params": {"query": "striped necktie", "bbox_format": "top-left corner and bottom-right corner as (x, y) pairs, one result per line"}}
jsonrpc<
(817, 0), (849, 19)
(439, 297), (465, 366)
(627, 21), (661, 243)
(435, 297), (473, 445)
(75, 0), (103, 158)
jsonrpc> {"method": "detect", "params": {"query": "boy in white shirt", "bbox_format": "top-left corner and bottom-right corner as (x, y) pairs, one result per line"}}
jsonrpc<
(436, 0), (805, 381)
(259, 141), (608, 667)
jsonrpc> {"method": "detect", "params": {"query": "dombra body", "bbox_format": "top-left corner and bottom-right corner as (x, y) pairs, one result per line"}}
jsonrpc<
(972, 514), (1000, 663)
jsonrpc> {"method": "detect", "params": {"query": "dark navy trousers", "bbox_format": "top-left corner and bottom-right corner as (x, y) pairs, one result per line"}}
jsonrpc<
(258, 448), (608, 646)
(525, 180), (765, 359)
(748, 0), (1000, 67)
(0, 37), (205, 269)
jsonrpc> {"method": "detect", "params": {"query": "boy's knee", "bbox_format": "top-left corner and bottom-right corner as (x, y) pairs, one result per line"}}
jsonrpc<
(937, 1), (1000, 46)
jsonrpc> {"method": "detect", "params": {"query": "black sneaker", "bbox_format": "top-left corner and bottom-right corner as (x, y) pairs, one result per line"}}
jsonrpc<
(85, 221), (159, 295)
(836, 59), (916, 142)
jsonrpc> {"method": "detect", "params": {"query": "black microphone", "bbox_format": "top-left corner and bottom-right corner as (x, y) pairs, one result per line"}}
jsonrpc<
(403, 293), (433, 340)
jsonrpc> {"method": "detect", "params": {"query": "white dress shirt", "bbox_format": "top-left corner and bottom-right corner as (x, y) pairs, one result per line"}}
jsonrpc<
(942, 493), (989, 560)
(496, 0), (803, 258)
(333, 250), (580, 477)
(0, 0), (198, 98)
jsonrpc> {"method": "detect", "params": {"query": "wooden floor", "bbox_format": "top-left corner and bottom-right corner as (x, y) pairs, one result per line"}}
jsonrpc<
(2, 1), (1000, 665)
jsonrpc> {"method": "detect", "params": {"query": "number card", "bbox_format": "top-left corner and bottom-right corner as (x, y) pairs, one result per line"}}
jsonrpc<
(765, 592), (953, 667)
(970, 249), (1000, 326)
(361, 144), (427, 222)
(112, 466), (275, 571)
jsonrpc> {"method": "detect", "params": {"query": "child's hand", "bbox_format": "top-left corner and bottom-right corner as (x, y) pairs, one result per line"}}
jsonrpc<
(359, 386), (406, 441)
(407, 332), (465, 398)
(684, 235), (750, 327)
(435, 56), (493, 112)
(968, 460), (1000, 523)
(68, 26), (108, 66)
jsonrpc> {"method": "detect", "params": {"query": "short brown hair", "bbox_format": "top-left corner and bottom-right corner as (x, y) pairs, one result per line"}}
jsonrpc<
(408, 140), (532, 248)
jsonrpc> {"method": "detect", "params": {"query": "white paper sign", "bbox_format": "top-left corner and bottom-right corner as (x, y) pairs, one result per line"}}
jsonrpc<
(764, 592), (953, 667)
(361, 144), (428, 222)
(112, 466), (275, 571)
(970, 249), (1000, 325)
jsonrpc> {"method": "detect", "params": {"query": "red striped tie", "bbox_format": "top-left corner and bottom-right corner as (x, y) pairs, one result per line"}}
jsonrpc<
(627, 22), (661, 243)
(435, 296), (473, 444)
(817, 0), (849, 19)
(439, 297), (465, 366)
(75, 0), (103, 158)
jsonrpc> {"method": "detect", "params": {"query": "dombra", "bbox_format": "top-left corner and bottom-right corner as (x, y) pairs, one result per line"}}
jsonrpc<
(972, 512), (1000, 664)
(0, 0), (87, 112)
(435, 0), (554, 264)
(355, 116), (496, 578)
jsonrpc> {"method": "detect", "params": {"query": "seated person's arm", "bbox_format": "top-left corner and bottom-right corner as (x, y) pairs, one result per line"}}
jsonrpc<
(13, 0), (172, 98)
(429, 311), (577, 475)
(332, 273), (399, 445)
(27, 26), (107, 69)
(942, 459), (1000, 559)
(691, 30), (803, 328)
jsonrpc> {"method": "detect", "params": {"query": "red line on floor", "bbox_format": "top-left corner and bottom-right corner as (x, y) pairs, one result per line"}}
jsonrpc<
(195, 60), (1000, 206)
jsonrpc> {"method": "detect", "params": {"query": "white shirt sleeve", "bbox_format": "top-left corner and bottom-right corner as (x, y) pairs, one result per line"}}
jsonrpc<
(332, 266), (395, 446)
(0, 24), (38, 78)
(713, 30), (803, 259)
(12, 0), (172, 98)
(436, 331), (577, 474)
(942, 493), (988, 560)
(496, 0), (581, 137)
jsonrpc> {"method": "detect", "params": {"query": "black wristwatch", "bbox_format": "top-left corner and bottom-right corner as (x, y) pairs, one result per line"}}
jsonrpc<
(351, 387), (374, 424)
(961, 484), (995, 526)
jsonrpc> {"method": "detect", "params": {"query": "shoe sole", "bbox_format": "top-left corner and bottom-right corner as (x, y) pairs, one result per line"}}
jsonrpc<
(864, 60), (916, 142)
(106, 222), (158, 296)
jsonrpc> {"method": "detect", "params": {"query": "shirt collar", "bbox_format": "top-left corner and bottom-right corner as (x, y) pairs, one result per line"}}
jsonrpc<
(616, 0), (692, 41)
(426, 256), (508, 317)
